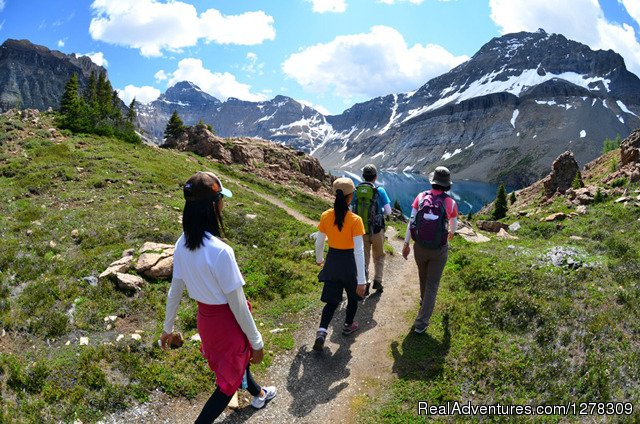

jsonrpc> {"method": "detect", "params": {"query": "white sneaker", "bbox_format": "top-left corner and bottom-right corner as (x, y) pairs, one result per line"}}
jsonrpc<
(251, 386), (277, 409)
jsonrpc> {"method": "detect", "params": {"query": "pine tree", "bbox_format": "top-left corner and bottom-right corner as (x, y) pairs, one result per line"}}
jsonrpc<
(571, 171), (583, 189)
(59, 74), (84, 131)
(509, 191), (516, 204)
(492, 183), (508, 220)
(164, 110), (185, 139)
(126, 98), (137, 124)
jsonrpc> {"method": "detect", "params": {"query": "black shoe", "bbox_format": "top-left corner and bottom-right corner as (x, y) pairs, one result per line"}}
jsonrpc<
(313, 330), (327, 351)
(372, 280), (383, 293)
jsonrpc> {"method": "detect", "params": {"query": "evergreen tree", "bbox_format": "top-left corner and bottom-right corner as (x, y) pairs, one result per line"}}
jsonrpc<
(571, 171), (583, 189)
(59, 74), (84, 131)
(165, 111), (185, 139)
(97, 71), (114, 118)
(126, 98), (137, 125)
(492, 183), (508, 220)
(393, 199), (401, 211)
(509, 191), (516, 204)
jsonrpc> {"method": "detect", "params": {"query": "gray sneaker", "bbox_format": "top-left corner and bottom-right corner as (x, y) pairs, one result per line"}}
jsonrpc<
(251, 386), (277, 409)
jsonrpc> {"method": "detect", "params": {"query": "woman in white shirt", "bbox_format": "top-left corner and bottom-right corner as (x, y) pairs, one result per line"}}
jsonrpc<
(161, 171), (276, 422)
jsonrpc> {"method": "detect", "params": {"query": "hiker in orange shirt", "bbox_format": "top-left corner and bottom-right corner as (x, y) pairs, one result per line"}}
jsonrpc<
(312, 178), (367, 351)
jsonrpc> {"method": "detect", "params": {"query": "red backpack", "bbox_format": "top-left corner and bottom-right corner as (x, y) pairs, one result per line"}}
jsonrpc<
(410, 191), (448, 249)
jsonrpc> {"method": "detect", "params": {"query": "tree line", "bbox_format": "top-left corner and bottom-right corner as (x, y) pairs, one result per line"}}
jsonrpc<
(58, 72), (140, 143)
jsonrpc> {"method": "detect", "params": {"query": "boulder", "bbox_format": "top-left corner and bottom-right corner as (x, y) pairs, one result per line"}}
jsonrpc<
(456, 225), (490, 243)
(620, 129), (640, 166)
(115, 273), (145, 292)
(497, 228), (518, 240)
(144, 256), (174, 279)
(99, 256), (134, 280)
(542, 151), (581, 197)
(476, 220), (509, 233)
(508, 221), (521, 232)
(543, 212), (567, 222)
(139, 242), (174, 253)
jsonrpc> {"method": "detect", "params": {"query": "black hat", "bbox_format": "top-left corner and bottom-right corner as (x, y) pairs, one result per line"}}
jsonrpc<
(362, 164), (377, 178)
(183, 171), (233, 201)
(429, 166), (452, 187)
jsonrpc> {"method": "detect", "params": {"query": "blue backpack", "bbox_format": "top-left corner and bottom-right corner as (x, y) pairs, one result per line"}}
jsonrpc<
(410, 191), (448, 249)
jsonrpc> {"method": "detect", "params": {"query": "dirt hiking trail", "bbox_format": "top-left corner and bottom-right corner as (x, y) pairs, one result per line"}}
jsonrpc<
(100, 187), (420, 424)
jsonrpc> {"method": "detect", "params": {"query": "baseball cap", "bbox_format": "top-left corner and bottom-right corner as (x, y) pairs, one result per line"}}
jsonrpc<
(332, 177), (355, 196)
(183, 171), (233, 201)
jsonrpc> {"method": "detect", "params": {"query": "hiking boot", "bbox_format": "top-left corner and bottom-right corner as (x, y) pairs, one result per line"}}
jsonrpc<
(313, 330), (327, 351)
(414, 326), (427, 334)
(251, 386), (277, 409)
(342, 322), (359, 336)
(364, 283), (371, 297)
(372, 280), (383, 293)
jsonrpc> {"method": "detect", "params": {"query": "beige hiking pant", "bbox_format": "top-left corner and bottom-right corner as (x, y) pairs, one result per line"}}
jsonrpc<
(363, 230), (385, 283)
(413, 242), (448, 331)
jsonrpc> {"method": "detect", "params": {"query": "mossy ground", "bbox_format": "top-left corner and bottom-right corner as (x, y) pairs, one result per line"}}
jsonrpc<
(358, 174), (640, 422)
(0, 113), (329, 423)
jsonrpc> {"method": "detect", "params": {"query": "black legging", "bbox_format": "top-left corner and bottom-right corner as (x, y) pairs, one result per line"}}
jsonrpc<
(194, 364), (261, 423)
(320, 297), (358, 329)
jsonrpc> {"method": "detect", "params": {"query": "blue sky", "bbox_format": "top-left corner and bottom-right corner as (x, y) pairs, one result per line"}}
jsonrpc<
(1, 0), (639, 115)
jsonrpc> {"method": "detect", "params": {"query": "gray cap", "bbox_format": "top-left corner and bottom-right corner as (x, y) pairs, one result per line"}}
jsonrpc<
(362, 164), (377, 178)
(429, 166), (452, 187)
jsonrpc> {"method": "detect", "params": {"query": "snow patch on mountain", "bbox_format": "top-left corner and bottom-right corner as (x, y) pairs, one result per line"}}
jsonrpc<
(442, 149), (462, 160)
(511, 109), (519, 128)
(617, 100), (638, 117)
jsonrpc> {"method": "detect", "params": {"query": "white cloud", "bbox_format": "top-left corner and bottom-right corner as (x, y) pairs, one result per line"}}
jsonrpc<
(620, 0), (640, 27)
(166, 58), (266, 102)
(89, 0), (275, 57)
(80, 52), (108, 67)
(117, 85), (161, 105)
(306, 0), (347, 13)
(242, 52), (265, 75)
(154, 70), (168, 83)
(0, 1), (5, 12)
(57, 39), (65, 48)
(299, 100), (332, 115)
(282, 25), (468, 99)
(489, 0), (640, 75)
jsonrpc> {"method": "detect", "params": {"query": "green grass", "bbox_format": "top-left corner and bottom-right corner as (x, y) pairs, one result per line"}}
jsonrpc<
(358, 183), (640, 423)
(0, 113), (324, 423)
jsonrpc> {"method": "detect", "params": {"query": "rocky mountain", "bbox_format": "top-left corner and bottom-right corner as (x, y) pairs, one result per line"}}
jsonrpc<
(314, 29), (640, 186)
(137, 83), (330, 152)
(0, 39), (107, 111)
(137, 30), (640, 186)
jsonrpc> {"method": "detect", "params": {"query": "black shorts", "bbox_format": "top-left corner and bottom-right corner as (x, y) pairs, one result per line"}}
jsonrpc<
(318, 248), (358, 304)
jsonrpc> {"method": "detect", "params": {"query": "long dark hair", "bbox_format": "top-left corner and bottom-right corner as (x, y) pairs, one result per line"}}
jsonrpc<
(333, 189), (349, 231)
(183, 194), (224, 250)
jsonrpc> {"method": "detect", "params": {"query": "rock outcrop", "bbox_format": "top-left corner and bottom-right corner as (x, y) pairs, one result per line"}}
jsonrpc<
(621, 129), (640, 166)
(163, 123), (333, 194)
(542, 151), (581, 197)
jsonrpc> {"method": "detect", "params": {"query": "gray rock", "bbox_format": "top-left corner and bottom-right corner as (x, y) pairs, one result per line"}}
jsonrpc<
(508, 221), (521, 232)
(83, 276), (99, 287)
(115, 273), (145, 292)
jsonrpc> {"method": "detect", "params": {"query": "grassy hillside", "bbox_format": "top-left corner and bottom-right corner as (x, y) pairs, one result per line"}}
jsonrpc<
(358, 153), (640, 422)
(0, 111), (329, 423)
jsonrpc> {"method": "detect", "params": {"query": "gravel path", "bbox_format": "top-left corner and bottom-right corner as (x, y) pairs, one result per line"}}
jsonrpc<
(100, 200), (419, 424)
